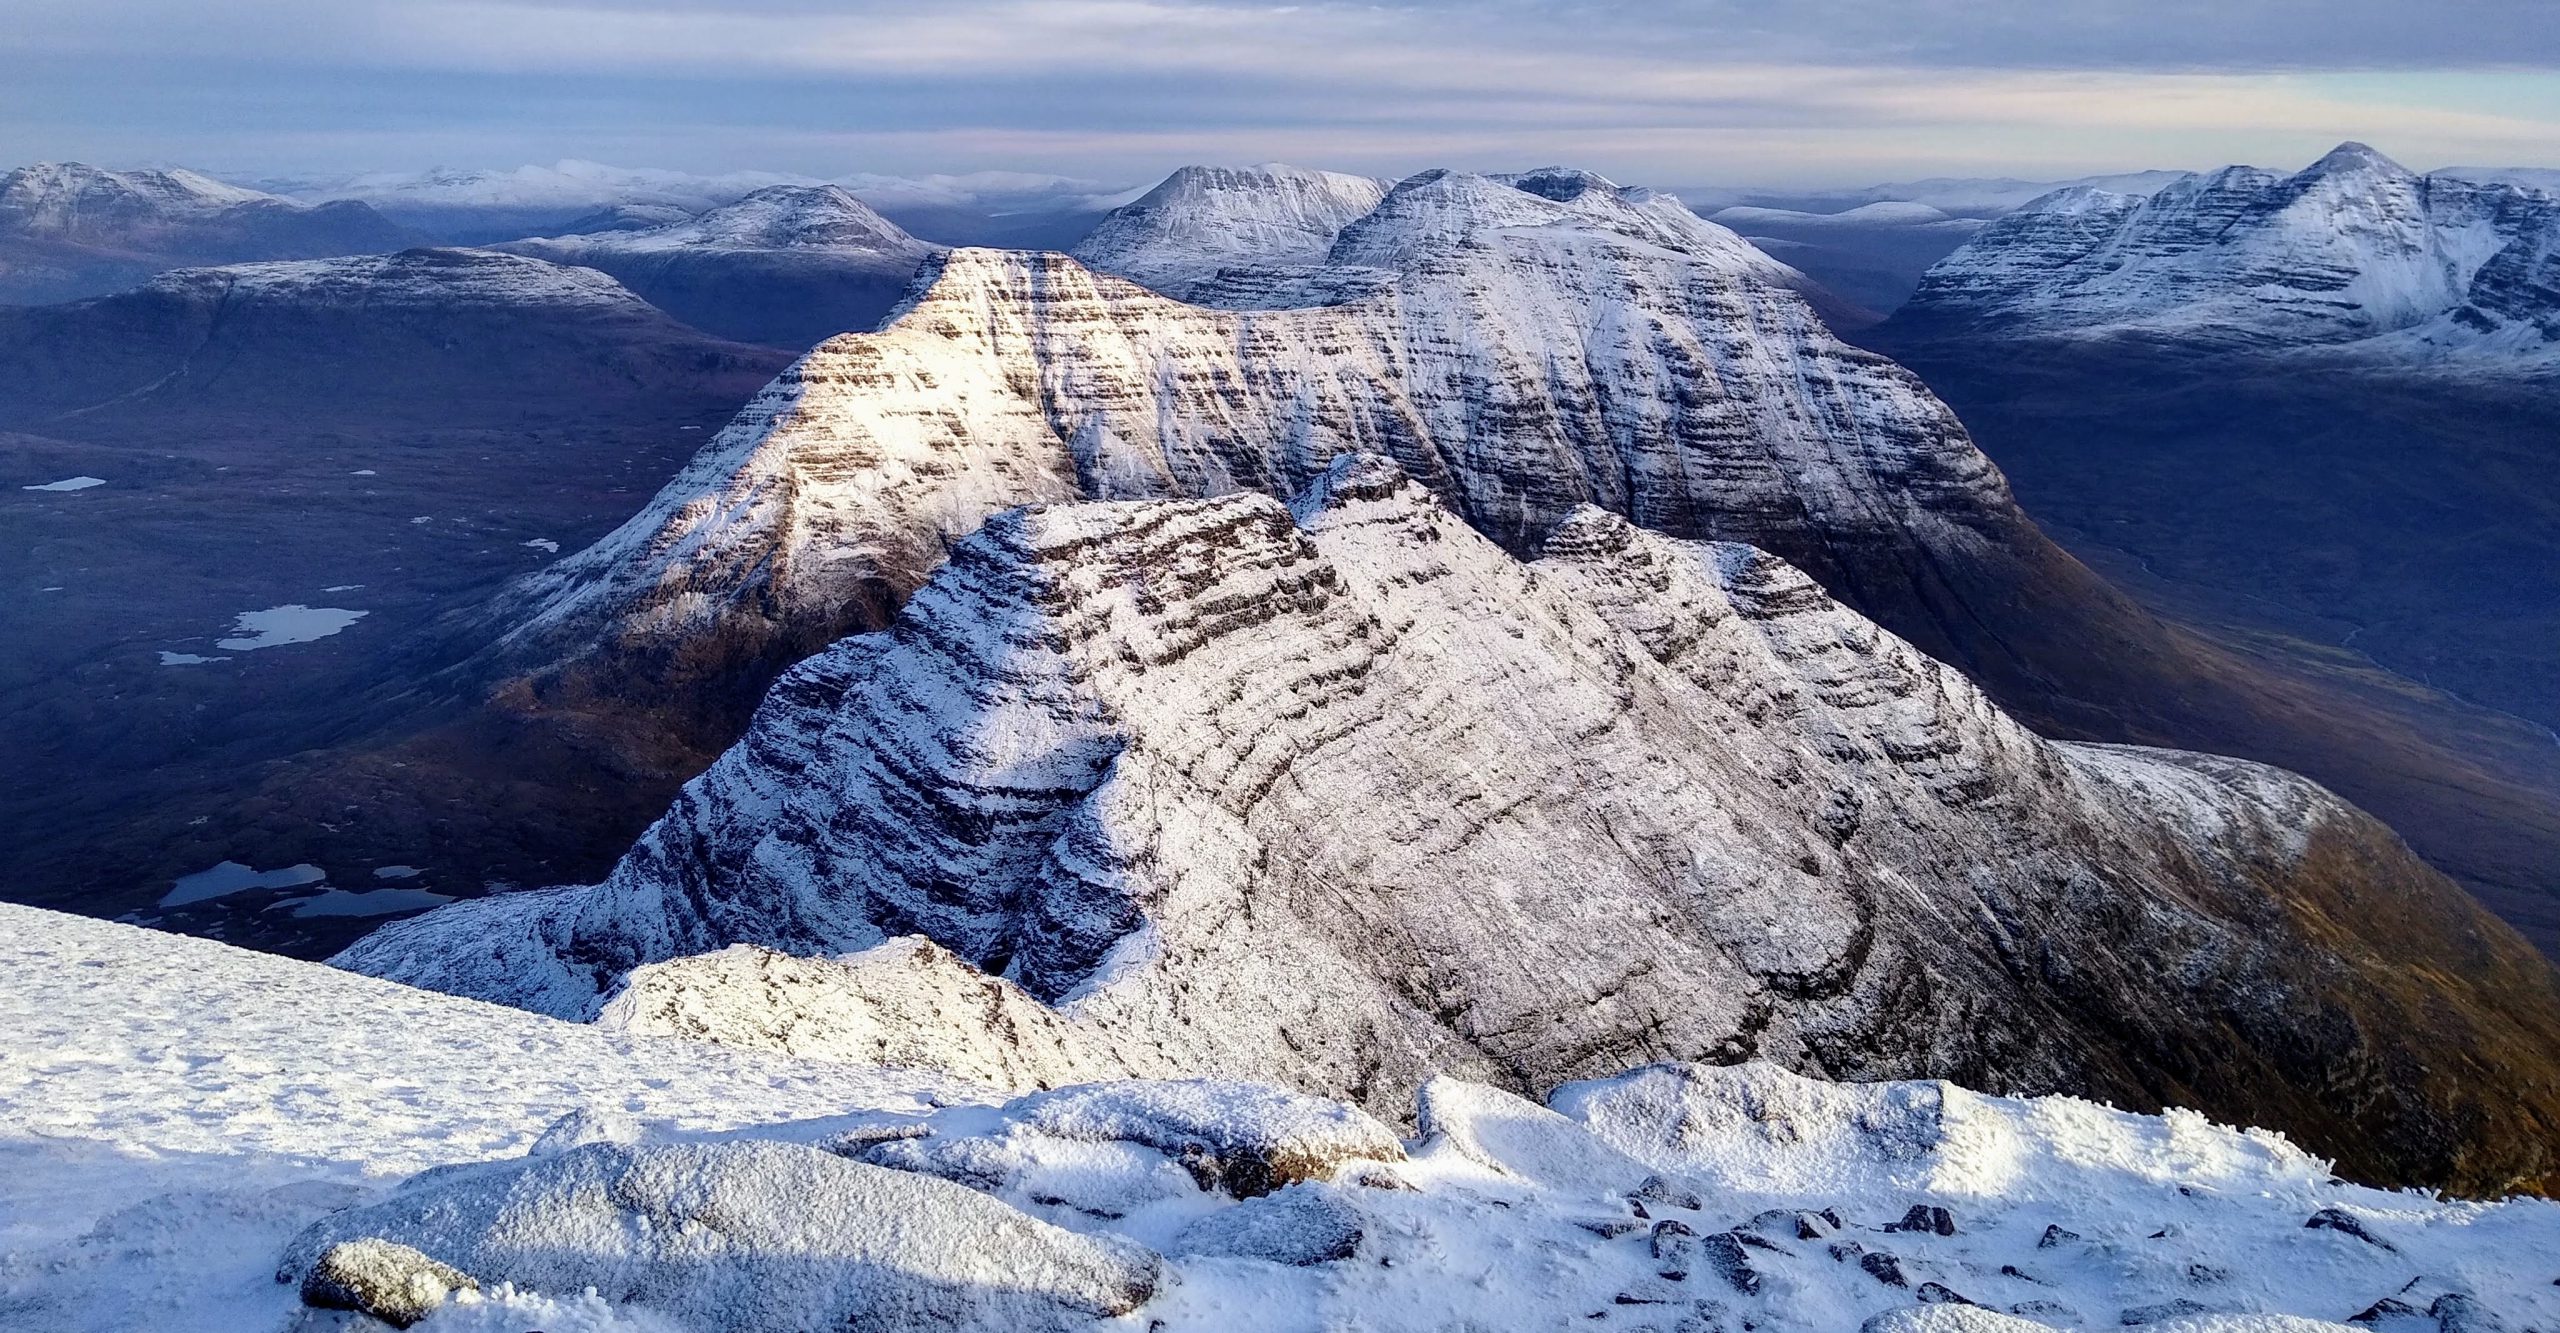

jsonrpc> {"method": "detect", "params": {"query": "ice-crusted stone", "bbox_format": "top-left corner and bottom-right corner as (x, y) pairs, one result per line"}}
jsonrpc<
(296, 1238), (477, 1328)
(1170, 1184), (1367, 1265)
(278, 1141), (1164, 1332)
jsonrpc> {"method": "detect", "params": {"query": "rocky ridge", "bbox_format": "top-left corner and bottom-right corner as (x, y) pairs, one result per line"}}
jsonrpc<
(348, 455), (2560, 1194)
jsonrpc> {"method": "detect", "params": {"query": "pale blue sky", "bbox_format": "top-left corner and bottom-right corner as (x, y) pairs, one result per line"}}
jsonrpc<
(5, 0), (2555, 187)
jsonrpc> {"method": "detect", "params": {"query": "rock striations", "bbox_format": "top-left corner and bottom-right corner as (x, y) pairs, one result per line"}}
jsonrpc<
(498, 185), (940, 348)
(349, 454), (2560, 1196)
(1886, 142), (2560, 363)
(485, 165), (2027, 725)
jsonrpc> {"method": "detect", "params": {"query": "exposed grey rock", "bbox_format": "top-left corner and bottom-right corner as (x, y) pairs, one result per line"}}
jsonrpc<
(1918, 1281), (1977, 1305)
(1892, 1205), (1958, 1236)
(1861, 1249), (1910, 1287)
(296, 1238), (476, 1329)
(2037, 1224), (2082, 1249)
(1695, 1232), (1764, 1295)
(2305, 1206), (2396, 1250)
(1634, 1176), (1706, 1212)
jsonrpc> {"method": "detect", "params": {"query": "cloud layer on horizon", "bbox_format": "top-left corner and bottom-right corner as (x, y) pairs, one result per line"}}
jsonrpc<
(5, 0), (2555, 187)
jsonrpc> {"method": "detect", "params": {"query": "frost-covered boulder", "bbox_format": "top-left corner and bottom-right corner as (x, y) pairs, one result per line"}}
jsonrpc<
(851, 1078), (1405, 1214)
(1170, 1184), (1367, 1265)
(296, 1239), (477, 1328)
(1002, 1080), (1404, 1197)
(278, 1141), (1164, 1332)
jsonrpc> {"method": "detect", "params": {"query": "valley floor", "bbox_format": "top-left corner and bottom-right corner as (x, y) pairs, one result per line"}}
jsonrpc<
(3, 903), (2555, 1333)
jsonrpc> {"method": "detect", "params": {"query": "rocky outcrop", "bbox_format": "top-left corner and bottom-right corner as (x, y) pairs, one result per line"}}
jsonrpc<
(347, 457), (2560, 1194)
(1886, 142), (2560, 362)
(498, 185), (938, 348)
(296, 1239), (478, 1329)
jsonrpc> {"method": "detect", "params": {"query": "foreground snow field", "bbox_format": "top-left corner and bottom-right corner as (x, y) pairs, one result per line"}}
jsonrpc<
(3, 903), (2556, 1332)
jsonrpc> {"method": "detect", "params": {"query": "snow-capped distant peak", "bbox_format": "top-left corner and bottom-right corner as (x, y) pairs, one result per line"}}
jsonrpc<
(629, 185), (923, 253)
(0, 161), (300, 234)
(1893, 140), (2560, 362)
(1070, 162), (1393, 291)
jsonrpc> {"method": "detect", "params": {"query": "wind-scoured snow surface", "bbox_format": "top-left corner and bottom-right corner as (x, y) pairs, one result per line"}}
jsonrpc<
(11, 903), (2560, 1332)
(349, 456), (2560, 1193)
(1893, 142), (2560, 364)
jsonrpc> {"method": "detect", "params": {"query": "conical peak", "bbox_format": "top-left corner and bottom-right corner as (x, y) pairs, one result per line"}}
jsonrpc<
(2299, 140), (2412, 181)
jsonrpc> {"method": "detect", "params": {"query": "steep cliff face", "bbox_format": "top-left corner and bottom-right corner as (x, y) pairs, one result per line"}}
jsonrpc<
(347, 457), (2560, 1195)
(498, 185), (938, 348)
(1889, 142), (2560, 361)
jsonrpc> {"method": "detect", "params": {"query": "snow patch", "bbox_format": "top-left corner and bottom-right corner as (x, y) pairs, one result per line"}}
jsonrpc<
(215, 604), (366, 650)
(22, 476), (105, 491)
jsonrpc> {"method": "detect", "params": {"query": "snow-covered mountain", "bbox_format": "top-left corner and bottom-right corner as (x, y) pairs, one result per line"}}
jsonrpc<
(0, 248), (782, 423)
(268, 159), (1134, 248)
(261, 159), (828, 243)
(16, 901), (2560, 1332)
(1678, 170), (2192, 220)
(352, 454), (2560, 1196)
(0, 162), (412, 304)
(497, 186), (938, 347)
(490, 166), (2003, 697)
(1069, 163), (1393, 297)
(1886, 143), (2560, 363)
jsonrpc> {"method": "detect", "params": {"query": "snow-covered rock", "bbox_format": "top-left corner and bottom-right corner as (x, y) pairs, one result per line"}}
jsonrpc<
(8, 908), (2560, 1333)
(1889, 142), (2560, 364)
(278, 1140), (1165, 1332)
(298, 1239), (478, 1328)
(346, 457), (2560, 1194)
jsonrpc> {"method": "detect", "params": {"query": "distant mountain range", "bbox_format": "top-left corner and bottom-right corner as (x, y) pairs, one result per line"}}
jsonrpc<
(1885, 142), (2560, 362)
(0, 162), (414, 304)
(253, 159), (1136, 248)
(496, 185), (938, 347)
